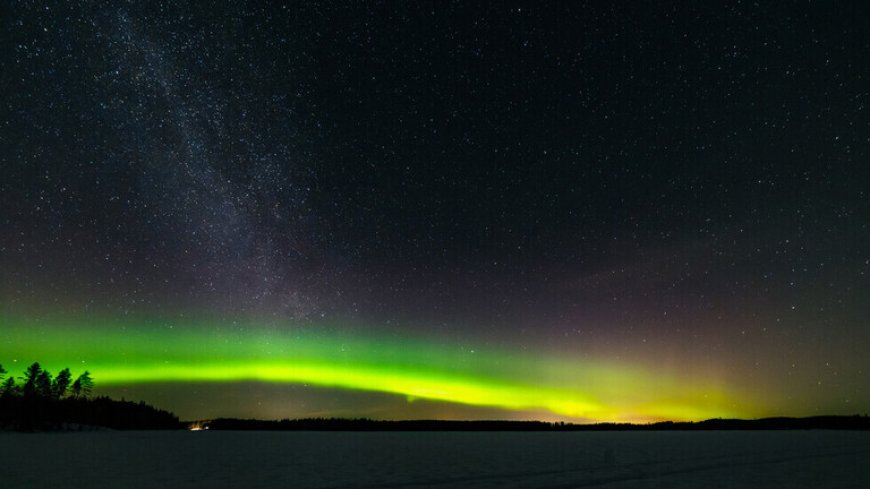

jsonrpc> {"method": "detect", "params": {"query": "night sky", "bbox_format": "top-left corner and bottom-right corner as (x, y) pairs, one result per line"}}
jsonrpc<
(2, 2), (869, 422)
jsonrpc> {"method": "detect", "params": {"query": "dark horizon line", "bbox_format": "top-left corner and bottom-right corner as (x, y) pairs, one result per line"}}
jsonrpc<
(189, 415), (870, 432)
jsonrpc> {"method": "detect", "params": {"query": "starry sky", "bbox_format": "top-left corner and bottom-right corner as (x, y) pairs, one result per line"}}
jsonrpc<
(1, 2), (869, 422)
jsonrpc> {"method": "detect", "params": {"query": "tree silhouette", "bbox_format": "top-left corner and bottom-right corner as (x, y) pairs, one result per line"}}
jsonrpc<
(0, 365), (15, 398)
(0, 376), (15, 397)
(21, 362), (42, 398)
(52, 368), (72, 400)
(71, 371), (94, 399)
(35, 370), (53, 398)
(0, 364), (14, 398)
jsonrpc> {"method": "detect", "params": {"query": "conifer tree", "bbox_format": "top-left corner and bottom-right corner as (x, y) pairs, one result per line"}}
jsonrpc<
(53, 368), (72, 399)
(0, 377), (14, 397)
(71, 371), (94, 399)
(35, 370), (53, 398)
(21, 362), (42, 397)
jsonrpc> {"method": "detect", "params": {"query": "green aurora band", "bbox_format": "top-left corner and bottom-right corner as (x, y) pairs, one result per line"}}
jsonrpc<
(0, 315), (762, 422)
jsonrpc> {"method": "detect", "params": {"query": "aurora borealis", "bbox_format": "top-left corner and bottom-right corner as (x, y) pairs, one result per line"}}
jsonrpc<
(1, 314), (760, 422)
(2, 3), (869, 423)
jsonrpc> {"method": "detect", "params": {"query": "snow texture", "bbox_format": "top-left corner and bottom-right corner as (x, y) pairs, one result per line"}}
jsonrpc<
(1, 431), (868, 488)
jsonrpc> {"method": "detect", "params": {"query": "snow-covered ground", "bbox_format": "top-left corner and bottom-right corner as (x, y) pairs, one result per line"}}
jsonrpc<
(1, 430), (868, 488)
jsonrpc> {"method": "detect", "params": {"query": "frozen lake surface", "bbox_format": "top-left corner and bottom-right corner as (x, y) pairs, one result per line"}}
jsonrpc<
(2, 430), (869, 488)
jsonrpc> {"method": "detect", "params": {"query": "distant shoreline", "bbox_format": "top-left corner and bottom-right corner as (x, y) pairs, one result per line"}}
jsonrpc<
(190, 415), (870, 432)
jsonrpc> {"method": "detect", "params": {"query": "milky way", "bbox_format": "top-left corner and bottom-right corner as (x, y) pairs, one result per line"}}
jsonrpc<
(1, 3), (869, 421)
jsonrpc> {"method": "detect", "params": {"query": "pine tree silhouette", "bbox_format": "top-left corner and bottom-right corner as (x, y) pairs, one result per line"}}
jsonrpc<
(52, 368), (72, 399)
(71, 371), (94, 399)
(21, 362), (42, 398)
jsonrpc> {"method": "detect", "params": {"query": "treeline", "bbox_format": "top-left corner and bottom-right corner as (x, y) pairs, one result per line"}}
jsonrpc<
(0, 362), (93, 400)
(199, 415), (870, 431)
(654, 416), (870, 431)
(0, 362), (181, 431)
